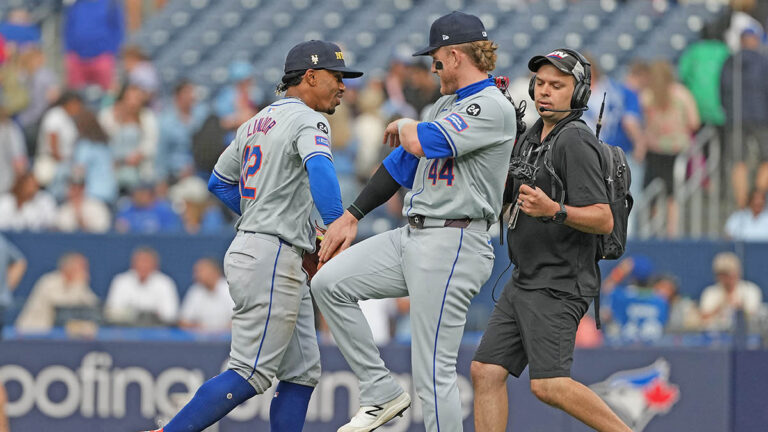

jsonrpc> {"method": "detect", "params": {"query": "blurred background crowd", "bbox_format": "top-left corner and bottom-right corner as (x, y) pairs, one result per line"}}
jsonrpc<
(0, 0), (767, 350)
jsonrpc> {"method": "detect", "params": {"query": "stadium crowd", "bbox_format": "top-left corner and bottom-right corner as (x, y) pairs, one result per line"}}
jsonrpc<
(0, 0), (767, 346)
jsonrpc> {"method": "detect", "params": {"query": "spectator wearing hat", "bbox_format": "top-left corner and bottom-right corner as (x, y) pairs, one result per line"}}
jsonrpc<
(56, 172), (111, 233)
(114, 181), (182, 233)
(601, 255), (669, 343)
(700, 252), (763, 331)
(122, 45), (159, 98)
(168, 176), (228, 235)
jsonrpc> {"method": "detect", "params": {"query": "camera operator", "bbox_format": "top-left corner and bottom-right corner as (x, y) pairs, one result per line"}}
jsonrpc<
(470, 49), (631, 432)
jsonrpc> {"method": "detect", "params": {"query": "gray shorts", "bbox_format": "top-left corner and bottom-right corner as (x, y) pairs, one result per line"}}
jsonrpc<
(473, 283), (590, 379)
(724, 123), (768, 162)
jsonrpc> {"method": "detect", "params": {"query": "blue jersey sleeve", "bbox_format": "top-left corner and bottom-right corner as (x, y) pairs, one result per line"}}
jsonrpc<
(382, 147), (419, 189)
(417, 122), (454, 159)
(305, 156), (344, 225)
(622, 84), (642, 121)
(208, 173), (242, 215)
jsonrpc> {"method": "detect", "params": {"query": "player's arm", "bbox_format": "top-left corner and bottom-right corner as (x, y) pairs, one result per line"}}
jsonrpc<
(208, 174), (241, 215)
(383, 118), (455, 159)
(318, 147), (418, 262)
(305, 156), (343, 225)
(208, 141), (242, 215)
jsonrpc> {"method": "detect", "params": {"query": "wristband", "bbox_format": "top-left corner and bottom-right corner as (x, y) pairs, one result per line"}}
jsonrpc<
(347, 203), (365, 220)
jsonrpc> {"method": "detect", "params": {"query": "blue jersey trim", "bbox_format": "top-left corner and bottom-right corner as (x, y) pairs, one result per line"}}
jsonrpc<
(455, 77), (495, 101)
(432, 121), (458, 156)
(213, 168), (237, 185)
(417, 123), (454, 159)
(405, 160), (430, 217)
(383, 147), (419, 189)
(433, 228), (464, 432)
(248, 241), (282, 380)
(302, 151), (332, 166)
(270, 99), (306, 107)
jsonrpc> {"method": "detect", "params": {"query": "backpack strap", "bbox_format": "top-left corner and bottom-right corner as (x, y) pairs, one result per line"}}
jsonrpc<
(542, 119), (588, 204)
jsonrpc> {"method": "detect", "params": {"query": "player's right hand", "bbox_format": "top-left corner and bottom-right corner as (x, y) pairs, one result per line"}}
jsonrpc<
(318, 210), (358, 265)
(382, 120), (402, 148)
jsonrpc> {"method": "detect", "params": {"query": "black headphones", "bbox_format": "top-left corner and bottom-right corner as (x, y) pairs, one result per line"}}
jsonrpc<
(528, 48), (592, 110)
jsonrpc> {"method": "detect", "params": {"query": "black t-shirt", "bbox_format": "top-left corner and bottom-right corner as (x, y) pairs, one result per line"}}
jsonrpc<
(506, 118), (607, 297)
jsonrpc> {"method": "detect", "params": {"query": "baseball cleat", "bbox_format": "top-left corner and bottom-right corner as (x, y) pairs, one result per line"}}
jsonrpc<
(338, 392), (411, 432)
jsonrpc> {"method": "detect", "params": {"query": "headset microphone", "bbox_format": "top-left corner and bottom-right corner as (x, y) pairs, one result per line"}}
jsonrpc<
(435, 61), (443, 70)
(538, 106), (588, 113)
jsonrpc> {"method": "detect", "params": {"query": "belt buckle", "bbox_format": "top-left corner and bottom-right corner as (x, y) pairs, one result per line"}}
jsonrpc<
(409, 215), (423, 229)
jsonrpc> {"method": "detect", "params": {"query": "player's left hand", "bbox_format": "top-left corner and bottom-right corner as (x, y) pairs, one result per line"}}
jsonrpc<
(318, 210), (358, 267)
(517, 184), (559, 218)
(383, 120), (402, 148)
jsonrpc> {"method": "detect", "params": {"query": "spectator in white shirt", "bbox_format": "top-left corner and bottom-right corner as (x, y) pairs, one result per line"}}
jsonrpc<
(178, 258), (233, 332)
(700, 252), (763, 331)
(16, 252), (98, 332)
(105, 246), (179, 325)
(56, 172), (111, 233)
(0, 172), (56, 231)
(34, 92), (83, 188)
(725, 189), (768, 241)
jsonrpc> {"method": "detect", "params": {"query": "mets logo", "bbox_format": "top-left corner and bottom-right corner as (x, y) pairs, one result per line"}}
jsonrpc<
(590, 358), (680, 431)
(335, 51), (344, 60)
(311, 54), (319, 65)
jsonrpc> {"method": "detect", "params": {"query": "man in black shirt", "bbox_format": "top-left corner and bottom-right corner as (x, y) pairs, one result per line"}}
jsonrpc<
(471, 49), (631, 432)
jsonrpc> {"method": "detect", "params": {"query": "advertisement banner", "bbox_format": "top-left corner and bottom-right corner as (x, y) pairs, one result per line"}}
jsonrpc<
(0, 341), (747, 431)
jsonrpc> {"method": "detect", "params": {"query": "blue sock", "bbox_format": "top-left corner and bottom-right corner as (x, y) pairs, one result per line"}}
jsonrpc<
(163, 369), (257, 432)
(269, 381), (315, 431)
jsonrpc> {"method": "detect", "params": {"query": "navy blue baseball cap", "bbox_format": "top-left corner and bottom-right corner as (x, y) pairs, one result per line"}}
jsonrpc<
(283, 40), (363, 78)
(412, 11), (489, 56)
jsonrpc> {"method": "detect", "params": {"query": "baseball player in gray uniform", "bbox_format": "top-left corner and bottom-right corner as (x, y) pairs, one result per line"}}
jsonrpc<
(146, 40), (362, 432)
(312, 12), (516, 432)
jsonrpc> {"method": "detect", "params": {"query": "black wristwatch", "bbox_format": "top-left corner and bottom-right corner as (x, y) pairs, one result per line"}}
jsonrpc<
(552, 202), (567, 224)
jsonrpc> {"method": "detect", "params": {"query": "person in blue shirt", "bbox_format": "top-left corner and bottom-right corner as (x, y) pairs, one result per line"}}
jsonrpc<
(603, 255), (669, 344)
(115, 182), (182, 234)
(0, 8), (41, 47)
(157, 80), (208, 182)
(582, 57), (647, 235)
(64, 0), (124, 90)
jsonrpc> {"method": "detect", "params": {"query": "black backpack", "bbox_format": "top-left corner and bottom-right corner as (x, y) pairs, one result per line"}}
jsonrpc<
(545, 120), (633, 261)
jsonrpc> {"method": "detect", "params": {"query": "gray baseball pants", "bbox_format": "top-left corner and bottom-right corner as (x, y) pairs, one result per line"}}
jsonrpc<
(224, 231), (321, 392)
(312, 222), (494, 431)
